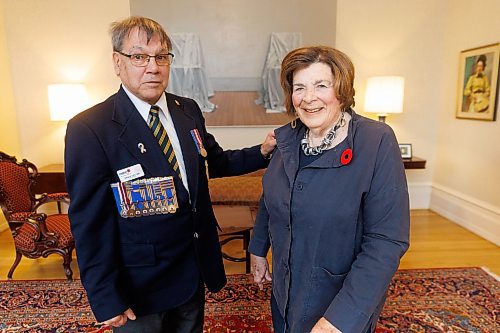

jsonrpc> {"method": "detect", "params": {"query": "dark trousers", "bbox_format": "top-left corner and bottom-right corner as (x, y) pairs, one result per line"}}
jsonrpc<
(113, 283), (205, 333)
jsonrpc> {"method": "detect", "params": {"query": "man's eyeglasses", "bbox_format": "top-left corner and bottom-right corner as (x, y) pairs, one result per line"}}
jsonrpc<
(117, 51), (174, 67)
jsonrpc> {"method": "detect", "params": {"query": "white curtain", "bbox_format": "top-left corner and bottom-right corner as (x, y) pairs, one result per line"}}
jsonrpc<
(167, 33), (216, 112)
(257, 32), (302, 113)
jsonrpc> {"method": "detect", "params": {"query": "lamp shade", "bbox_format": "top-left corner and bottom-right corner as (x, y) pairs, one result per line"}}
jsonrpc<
(48, 83), (90, 121)
(364, 76), (405, 115)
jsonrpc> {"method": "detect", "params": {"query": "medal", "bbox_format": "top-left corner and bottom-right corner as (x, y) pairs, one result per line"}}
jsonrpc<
(190, 129), (208, 158)
(111, 176), (178, 218)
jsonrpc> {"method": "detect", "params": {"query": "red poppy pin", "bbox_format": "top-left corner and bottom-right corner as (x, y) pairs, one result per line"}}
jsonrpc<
(340, 148), (353, 165)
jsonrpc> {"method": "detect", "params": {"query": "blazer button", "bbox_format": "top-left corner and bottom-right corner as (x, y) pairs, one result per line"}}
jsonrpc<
(296, 182), (303, 190)
(194, 232), (199, 239)
(192, 207), (197, 213)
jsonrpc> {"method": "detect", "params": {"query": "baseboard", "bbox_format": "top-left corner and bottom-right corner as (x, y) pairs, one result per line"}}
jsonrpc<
(430, 183), (500, 246)
(408, 182), (431, 209)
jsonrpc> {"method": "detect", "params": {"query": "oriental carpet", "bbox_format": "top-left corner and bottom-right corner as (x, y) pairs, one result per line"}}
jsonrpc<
(0, 267), (497, 332)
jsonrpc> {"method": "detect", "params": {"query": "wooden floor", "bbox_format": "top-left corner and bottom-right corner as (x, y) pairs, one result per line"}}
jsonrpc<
(203, 91), (294, 127)
(0, 210), (498, 280)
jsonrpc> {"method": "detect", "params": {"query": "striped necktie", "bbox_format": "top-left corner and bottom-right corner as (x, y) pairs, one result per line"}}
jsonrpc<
(148, 105), (182, 180)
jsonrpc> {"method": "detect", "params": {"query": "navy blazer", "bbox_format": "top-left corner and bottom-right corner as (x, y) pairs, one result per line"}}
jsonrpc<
(249, 110), (410, 332)
(65, 87), (268, 322)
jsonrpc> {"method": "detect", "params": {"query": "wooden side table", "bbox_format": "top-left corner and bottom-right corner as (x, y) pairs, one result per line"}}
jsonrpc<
(33, 164), (66, 194)
(403, 156), (426, 169)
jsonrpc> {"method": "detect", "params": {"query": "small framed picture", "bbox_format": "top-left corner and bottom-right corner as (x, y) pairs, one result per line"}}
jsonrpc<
(399, 144), (412, 159)
(456, 43), (499, 121)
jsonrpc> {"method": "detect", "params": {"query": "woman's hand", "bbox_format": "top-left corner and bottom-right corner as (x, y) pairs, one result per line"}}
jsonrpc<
(250, 254), (272, 290)
(310, 317), (342, 333)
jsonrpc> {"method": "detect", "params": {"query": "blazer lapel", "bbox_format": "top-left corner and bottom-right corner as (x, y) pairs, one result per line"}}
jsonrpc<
(113, 87), (170, 177)
(166, 94), (199, 204)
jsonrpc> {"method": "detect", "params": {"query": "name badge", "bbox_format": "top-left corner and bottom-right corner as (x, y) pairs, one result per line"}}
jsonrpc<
(110, 176), (178, 218)
(117, 164), (145, 182)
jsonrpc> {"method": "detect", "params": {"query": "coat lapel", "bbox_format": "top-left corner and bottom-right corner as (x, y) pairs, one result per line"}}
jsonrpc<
(113, 87), (170, 177)
(166, 94), (199, 204)
(275, 120), (304, 188)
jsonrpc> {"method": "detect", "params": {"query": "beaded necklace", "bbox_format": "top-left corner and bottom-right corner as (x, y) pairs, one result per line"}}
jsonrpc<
(301, 112), (346, 156)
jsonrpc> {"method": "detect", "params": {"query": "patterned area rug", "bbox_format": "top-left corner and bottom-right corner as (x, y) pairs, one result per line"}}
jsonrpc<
(0, 267), (497, 333)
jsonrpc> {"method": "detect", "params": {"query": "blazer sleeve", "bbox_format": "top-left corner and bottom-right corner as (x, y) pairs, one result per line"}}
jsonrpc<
(186, 98), (269, 177)
(65, 118), (128, 322)
(324, 129), (410, 332)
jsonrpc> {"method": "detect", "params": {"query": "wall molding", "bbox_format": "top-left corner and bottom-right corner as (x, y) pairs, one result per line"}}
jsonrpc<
(408, 182), (432, 210)
(430, 183), (500, 246)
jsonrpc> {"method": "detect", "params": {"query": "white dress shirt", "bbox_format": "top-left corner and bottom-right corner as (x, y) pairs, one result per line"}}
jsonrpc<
(122, 86), (189, 192)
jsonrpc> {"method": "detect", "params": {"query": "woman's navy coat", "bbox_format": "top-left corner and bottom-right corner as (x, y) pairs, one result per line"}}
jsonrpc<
(249, 110), (410, 333)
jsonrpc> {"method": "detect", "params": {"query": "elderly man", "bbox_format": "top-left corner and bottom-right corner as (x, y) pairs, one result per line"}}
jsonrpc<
(65, 16), (275, 333)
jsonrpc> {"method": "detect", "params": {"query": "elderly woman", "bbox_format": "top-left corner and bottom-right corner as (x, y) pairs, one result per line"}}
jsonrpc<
(249, 46), (410, 333)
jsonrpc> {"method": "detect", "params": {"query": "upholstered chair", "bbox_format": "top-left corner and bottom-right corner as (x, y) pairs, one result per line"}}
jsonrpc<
(209, 170), (263, 273)
(0, 152), (74, 280)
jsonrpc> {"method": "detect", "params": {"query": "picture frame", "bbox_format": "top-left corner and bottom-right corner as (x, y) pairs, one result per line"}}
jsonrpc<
(456, 43), (499, 121)
(399, 144), (412, 159)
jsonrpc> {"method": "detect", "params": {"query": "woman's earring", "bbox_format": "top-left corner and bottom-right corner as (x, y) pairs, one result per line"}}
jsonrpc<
(291, 118), (297, 129)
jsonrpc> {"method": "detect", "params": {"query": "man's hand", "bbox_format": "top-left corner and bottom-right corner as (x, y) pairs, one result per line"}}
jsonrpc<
(251, 254), (272, 290)
(310, 317), (342, 333)
(103, 308), (136, 327)
(260, 130), (277, 159)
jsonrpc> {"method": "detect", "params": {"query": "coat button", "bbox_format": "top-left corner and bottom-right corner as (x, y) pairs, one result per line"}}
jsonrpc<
(192, 207), (197, 213)
(194, 232), (199, 239)
(296, 182), (303, 190)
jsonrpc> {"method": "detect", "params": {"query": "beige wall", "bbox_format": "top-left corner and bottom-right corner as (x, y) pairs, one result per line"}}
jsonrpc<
(430, 0), (500, 243)
(0, 3), (20, 157)
(131, 0), (336, 90)
(337, 0), (500, 243)
(1, 1), (499, 240)
(0, 3), (20, 231)
(336, 0), (446, 208)
(433, 0), (500, 207)
(2, 0), (130, 167)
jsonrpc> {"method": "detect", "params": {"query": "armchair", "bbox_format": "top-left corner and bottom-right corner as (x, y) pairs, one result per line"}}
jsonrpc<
(0, 152), (74, 280)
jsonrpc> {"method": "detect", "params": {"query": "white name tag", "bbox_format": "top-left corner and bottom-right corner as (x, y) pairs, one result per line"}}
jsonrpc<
(117, 164), (145, 182)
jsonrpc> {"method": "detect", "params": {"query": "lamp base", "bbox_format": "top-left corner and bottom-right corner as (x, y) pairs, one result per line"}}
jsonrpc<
(378, 114), (386, 123)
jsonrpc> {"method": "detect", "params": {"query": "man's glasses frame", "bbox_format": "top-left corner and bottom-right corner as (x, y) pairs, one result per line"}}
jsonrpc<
(117, 51), (174, 67)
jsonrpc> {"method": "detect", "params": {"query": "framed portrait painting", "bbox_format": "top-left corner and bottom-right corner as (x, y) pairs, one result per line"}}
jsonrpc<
(456, 43), (499, 121)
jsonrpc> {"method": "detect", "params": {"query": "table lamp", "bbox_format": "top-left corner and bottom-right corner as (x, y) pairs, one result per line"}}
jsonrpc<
(364, 76), (405, 123)
(48, 83), (90, 121)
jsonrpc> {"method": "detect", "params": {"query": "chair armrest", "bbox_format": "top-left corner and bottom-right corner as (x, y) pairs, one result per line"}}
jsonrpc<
(9, 212), (52, 240)
(34, 192), (70, 210)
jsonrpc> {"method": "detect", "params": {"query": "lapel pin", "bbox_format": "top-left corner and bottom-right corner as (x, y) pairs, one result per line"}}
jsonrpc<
(175, 99), (180, 106)
(137, 143), (147, 154)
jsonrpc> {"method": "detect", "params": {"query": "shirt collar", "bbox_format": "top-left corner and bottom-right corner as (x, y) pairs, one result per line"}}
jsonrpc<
(121, 84), (168, 121)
